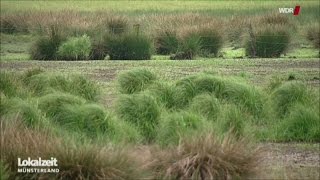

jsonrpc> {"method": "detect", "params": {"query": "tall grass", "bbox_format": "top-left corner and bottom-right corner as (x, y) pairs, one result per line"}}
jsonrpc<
(116, 94), (160, 142)
(57, 34), (92, 60)
(118, 69), (156, 94)
(151, 133), (261, 179)
(190, 93), (220, 121)
(154, 29), (179, 55)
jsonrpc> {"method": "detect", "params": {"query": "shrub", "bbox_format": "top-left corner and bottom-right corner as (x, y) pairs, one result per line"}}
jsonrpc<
(306, 24), (320, 48)
(275, 104), (320, 142)
(156, 111), (204, 146)
(0, 122), (147, 179)
(190, 93), (220, 121)
(107, 16), (128, 34)
(272, 81), (310, 117)
(107, 33), (153, 60)
(118, 69), (156, 94)
(151, 133), (261, 179)
(1, 98), (42, 128)
(171, 33), (201, 60)
(38, 93), (85, 121)
(198, 27), (223, 57)
(116, 94), (160, 142)
(57, 103), (110, 137)
(30, 26), (64, 60)
(245, 27), (290, 58)
(57, 34), (92, 60)
(155, 30), (179, 55)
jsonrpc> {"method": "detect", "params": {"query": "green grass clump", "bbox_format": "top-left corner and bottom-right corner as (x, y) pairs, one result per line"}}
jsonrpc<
(57, 103), (110, 137)
(157, 111), (204, 146)
(272, 81), (310, 117)
(246, 26), (290, 58)
(90, 37), (107, 60)
(27, 73), (99, 101)
(0, 98), (42, 128)
(107, 16), (128, 35)
(155, 30), (179, 55)
(306, 23), (320, 49)
(171, 33), (201, 60)
(147, 81), (177, 110)
(215, 104), (247, 138)
(190, 93), (220, 121)
(30, 27), (64, 60)
(116, 94), (160, 142)
(107, 33), (153, 60)
(275, 104), (320, 142)
(198, 27), (223, 57)
(0, 161), (10, 180)
(118, 69), (156, 94)
(38, 92), (85, 121)
(0, 72), (21, 97)
(57, 34), (92, 60)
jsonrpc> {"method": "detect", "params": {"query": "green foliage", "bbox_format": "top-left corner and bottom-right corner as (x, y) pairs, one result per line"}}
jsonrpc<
(57, 103), (110, 137)
(27, 73), (100, 101)
(30, 27), (64, 60)
(190, 93), (220, 121)
(57, 34), (92, 60)
(38, 93), (85, 120)
(157, 111), (204, 146)
(216, 104), (247, 138)
(147, 81), (177, 110)
(0, 98), (42, 128)
(275, 104), (320, 142)
(107, 118), (142, 144)
(107, 33), (153, 60)
(155, 30), (179, 55)
(0, 72), (20, 97)
(306, 24), (320, 48)
(172, 33), (201, 60)
(246, 27), (290, 58)
(272, 81), (310, 117)
(198, 28), (223, 57)
(90, 38), (107, 60)
(118, 69), (156, 94)
(116, 94), (160, 142)
(0, 16), (18, 34)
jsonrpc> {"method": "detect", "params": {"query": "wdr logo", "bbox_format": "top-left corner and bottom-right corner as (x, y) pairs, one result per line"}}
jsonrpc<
(279, 6), (300, 16)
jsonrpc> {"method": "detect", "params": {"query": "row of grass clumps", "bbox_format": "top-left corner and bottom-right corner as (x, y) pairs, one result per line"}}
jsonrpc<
(116, 69), (319, 143)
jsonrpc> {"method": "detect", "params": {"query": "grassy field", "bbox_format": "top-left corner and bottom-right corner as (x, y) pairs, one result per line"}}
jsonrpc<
(1, 1), (319, 179)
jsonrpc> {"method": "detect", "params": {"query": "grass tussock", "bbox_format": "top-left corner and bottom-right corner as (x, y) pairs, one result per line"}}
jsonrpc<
(116, 94), (160, 142)
(57, 34), (92, 60)
(306, 23), (320, 49)
(106, 16), (129, 35)
(106, 33), (153, 60)
(118, 69), (156, 94)
(190, 93), (220, 121)
(246, 25), (290, 58)
(0, 119), (147, 179)
(171, 30), (201, 60)
(150, 133), (261, 179)
(147, 81), (177, 110)
(272, 81), (310, 117)
(154, 29), (179, 55)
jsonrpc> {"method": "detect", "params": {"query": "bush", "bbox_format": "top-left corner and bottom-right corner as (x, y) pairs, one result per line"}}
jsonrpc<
(275, 104), (320, 142)
(57, 103), (111, 137)
(272, 81), (310, 117)
(107, 16), (128, 35)
(306, 24), (320, 48)
(118, 69), (156, 94)
(156, 111), (204, 146)
(171, 33), (201, 60)
(38, 93), (85, 121)
(116, 94), (160, 142)
(198, 27), (223, 57)
(30, 26), (64, 60)
(155, 30), (179, 55)
(190, 93), (220, 121)
(1, 98), (42, 128)
(245, 27), (290, 58)
(107, 33), (153, 60)
(57, 34), (92, 60)
(151, 134), (260, 179)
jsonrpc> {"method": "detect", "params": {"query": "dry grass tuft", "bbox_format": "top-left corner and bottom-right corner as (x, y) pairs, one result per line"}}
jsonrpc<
(150, 133), (261, 180)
